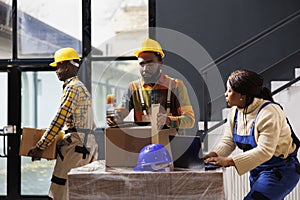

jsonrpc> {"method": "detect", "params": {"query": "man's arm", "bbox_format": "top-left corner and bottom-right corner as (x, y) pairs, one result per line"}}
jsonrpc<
(170, 80), (195, 128)
(107, 88), (132, 126)
(37, 86), (77, 150)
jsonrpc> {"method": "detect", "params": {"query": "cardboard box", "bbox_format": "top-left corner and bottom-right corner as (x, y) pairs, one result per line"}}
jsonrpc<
(105, 126), (176, 167)
(19, 127), (64, 160)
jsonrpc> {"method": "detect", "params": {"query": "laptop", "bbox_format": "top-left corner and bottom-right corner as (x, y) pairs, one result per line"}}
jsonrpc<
(169, 135), (204, 170)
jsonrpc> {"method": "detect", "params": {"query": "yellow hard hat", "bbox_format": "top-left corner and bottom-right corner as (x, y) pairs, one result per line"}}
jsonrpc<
(134, 38), (165, 58)
(50, 47), (81, 67)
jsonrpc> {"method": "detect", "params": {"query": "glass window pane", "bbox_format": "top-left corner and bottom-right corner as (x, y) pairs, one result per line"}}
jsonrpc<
(21, 71), (61, 195)
(22, 72), (61, 128)
(0, 0), (12, 59)
(92, 60), (140, 127)
(17, 0), (82, 58)
(0, 73), (7, 137)
(92, 0), (148, 56)
(0, 73), (7, 195)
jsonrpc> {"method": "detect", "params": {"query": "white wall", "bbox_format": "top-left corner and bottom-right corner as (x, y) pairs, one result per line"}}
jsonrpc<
(0, 73), (7, 127)
(272, 68), (300, 160)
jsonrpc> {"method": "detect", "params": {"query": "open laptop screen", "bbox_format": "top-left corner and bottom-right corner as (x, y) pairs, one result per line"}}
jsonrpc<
(169, 135), (204, 170)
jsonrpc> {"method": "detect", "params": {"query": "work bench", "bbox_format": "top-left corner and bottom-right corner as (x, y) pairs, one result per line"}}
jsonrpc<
(68, 160), (224, 200)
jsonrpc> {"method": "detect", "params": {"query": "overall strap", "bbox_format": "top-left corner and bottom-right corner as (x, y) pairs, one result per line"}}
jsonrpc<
(287, 118), (300, 148)
(249, 101), (274, 130)
(261, 101), (300, 148)
(166, 78), (174, 116)
(233, 102), (276, 138)
(138, 80), (147, 116)
(233, 108), (257, 151)
(233, 108), (238, 131)
(257, 101), (273, 113)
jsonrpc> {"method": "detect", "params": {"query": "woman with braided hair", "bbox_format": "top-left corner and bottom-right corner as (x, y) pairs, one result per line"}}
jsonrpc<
(205, 69), (300, 200)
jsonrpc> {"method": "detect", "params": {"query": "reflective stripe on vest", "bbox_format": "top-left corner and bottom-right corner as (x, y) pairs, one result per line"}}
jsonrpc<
(138, 78), (174, 117)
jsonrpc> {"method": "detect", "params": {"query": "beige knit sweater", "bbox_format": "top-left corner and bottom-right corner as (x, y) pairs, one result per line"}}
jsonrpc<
(212, 98), (296, 175)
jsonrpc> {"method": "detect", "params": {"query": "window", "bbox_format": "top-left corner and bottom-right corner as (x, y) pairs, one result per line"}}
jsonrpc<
(17, 0), (82, 58)
(0, 73), (7, 195)
(92, 60), (140, 127)
(0, 0), (149, 197)
(21, 71), (61, 195)
(91, 0), (148, 56)
(0, 0), (12, 59)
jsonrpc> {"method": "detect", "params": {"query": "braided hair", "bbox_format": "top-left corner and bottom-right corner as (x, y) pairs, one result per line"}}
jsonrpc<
(228, 69), (273, 107)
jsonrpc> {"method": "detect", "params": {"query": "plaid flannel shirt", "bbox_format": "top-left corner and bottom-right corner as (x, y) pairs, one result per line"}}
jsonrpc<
(37, 76), (94, 150)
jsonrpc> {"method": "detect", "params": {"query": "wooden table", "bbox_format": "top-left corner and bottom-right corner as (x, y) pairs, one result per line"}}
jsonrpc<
(68, 160), (224, 200)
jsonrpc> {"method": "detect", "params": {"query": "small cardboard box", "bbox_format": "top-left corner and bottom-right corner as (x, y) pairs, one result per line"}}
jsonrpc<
(105, 126), (176, 167)
(19, 127), (64, 160)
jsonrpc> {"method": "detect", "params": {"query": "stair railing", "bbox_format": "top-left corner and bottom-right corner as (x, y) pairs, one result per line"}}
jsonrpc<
(200, 75), (300, 146)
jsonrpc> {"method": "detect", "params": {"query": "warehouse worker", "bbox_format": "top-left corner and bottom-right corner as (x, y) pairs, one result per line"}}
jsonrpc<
(204, 69), (300, 199)
(28, 47), (98, 200)
(107, 38), (195, 131)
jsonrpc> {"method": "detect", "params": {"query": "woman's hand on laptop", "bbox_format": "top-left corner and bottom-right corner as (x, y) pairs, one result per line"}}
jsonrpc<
(204, 156), (235, 167)
(204, 151), (218, 160)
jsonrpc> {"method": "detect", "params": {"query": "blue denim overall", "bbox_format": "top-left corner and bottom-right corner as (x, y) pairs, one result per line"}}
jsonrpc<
(233, 102), (300, 200)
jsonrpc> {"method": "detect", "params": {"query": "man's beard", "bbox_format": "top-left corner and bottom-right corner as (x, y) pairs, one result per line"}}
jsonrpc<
(143, 69), (161, 84)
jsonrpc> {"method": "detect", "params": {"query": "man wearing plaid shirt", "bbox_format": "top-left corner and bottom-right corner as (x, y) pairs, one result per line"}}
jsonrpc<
(28, 47), (98, 200)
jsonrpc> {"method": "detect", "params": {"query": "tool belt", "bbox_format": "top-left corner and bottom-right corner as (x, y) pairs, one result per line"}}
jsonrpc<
(65, 127), (94, 134)
(57, 128), (93, 160)
(75, 145), (90, 159)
